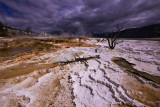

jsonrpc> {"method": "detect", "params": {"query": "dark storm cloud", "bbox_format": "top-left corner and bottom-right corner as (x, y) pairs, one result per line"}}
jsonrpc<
(0, 0), (160, 33)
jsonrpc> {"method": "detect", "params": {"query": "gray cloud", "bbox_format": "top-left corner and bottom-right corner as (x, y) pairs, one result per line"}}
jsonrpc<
(0, 0), (160, 33)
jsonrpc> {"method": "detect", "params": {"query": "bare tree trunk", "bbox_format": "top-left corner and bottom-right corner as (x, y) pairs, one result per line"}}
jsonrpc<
(106, 24), (121, 49)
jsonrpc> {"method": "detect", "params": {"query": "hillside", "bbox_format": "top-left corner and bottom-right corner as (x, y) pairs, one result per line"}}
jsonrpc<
(0, 24), (51, 37)
(93, 23), (160, 38)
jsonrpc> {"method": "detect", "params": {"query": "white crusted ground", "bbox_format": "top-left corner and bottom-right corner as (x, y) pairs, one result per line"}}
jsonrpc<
(0, 38), (160, 107)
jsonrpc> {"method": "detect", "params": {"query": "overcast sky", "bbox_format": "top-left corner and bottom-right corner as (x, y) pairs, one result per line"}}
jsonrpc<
(0, 0), (160, 33)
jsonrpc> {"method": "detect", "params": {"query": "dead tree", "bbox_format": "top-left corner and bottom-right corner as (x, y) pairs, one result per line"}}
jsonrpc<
(53, 54), (100, 68)
(0, 21), (7, 37)
(96, 38), (107, 43)
(26, 26), (31, 35)
(96, 38), (101, 42)
(106, 25), (122, 49)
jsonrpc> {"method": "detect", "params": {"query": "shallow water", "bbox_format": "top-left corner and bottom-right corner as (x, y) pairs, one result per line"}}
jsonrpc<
(0, 47), (35, 57)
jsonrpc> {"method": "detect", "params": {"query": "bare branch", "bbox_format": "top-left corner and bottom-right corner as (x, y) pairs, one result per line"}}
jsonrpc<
(105, 24), (122, 49)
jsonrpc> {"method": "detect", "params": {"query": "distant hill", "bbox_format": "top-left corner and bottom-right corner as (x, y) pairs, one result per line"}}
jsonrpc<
(93, 23), (160, 38)
(5, 26), (32, 37)
(0, 26), (51, 37)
